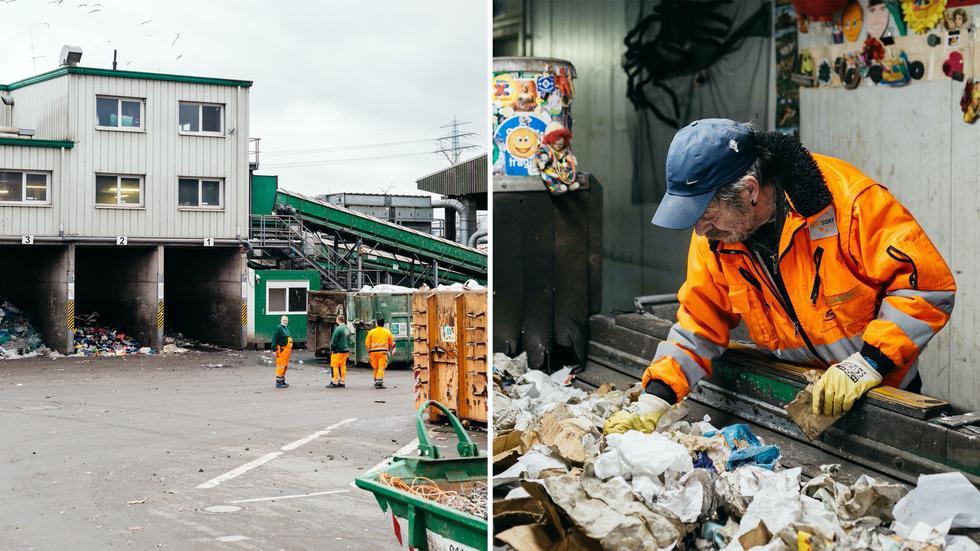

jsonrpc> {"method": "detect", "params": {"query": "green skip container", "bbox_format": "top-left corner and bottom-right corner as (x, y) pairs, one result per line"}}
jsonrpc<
(354, 401), (487, 551)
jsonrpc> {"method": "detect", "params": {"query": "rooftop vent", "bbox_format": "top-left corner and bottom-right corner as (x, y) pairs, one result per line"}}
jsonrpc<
(59, 45), (83, 67)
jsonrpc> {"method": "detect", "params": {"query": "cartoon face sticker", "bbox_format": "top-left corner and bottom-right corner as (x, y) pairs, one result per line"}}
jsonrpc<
(843, 0), (863, 42)
(866, 0), (890, 38)
(800, 51), (815, 75)
(492, 73), (518, 107)
(506, 126), (539, 159)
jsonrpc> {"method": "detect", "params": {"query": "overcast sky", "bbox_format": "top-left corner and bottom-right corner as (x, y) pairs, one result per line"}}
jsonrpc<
(0, 0), (488, 197)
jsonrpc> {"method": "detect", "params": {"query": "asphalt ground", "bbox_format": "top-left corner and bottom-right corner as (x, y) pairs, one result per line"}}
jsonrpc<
(0, 348), (488, 550)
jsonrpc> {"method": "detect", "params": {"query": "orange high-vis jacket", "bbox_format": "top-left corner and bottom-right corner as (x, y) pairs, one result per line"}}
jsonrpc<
(643, 152), (956, 401)
(365, 326), (395, 353)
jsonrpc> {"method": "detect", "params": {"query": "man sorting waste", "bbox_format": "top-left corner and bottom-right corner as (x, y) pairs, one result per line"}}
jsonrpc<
(274, 315), (293, 389)
(609, 118), (955, 433)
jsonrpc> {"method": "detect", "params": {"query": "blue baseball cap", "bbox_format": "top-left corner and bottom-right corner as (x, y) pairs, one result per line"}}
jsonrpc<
(652, 119), (758, 230)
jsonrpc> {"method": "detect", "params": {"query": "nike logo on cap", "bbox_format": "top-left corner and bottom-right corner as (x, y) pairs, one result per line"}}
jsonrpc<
(686, 179), (699, 186)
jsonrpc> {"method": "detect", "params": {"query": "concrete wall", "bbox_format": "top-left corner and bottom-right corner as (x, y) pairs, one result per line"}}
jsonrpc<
(0, 245), (71, 354)
(75, 246), (162, 349)
(164, 247), (245, 348)
(801, 82), (978, 411)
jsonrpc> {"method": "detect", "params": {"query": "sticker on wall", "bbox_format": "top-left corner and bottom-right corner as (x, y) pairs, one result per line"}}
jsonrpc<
(389, 322), (406, 338)
(513, 81), (540, 113)
(494, 113), (548, 176)
(536, 74), (555, 95)
(866, 0), (891, 38)
(842, 0), (864, 42)
(441, 325), (456, 343)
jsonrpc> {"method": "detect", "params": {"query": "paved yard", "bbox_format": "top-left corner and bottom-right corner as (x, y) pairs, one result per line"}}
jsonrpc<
(0, 349), (486, 550)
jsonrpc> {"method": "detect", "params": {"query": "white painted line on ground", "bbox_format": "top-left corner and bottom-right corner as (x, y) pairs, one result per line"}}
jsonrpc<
(280, 430), (331, 452)
(196, 452), (283, 489)
(215, 535), (251, 543)
(280, 417), (357, 451)
(349, 438), (421, 489)
(228, 489), (350, 504)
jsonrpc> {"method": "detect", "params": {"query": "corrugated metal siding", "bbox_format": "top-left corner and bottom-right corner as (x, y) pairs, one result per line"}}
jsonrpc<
(0, 145), (63, 236)
(62, 74), (248, 239)
(9, 77), (70, 138)
(801, 82), (978, 411)
(416, 154), (487, 195)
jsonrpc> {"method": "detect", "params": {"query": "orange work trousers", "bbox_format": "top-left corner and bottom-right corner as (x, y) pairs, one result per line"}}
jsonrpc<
(330, 352), (349, 383)
(275, 341), (293, 377)
(368, 351), (389, 381)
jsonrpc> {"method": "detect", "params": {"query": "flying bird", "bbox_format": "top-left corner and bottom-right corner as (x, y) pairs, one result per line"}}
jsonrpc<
(0, 0), (18, 4)
(176, 54), (183, 61)
(49, 0), (65, 4)
(139, 19), (151, 25)
(37, 21), (51, 27)
(88, 8), (100, 13)
(170, 33), (180, 46)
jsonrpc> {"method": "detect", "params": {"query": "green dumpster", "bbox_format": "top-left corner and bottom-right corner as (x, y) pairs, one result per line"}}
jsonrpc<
(355, 401), (487, 551)
(351, 290), (413, 367)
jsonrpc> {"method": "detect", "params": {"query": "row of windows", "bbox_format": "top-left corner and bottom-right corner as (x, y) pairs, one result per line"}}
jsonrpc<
(0, 170), (224, 209)
(96, 97), (224, 136)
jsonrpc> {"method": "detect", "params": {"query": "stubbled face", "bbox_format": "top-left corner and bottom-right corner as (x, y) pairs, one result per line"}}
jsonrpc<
(694, 194), (759, 243)
(866, 3), (889, 37)
(843, 1), (863, 42)
(507, 126), (539, 158)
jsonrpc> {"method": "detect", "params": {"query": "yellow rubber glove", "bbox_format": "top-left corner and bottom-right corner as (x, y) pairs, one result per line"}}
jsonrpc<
(603, 393), (671, 435)
(812, 352), (883, 416)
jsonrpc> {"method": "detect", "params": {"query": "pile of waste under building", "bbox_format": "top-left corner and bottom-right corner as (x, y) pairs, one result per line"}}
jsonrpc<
(0, 298), (48, 359)
(72, 312), (145, 356)
(492, 353), (980, 551)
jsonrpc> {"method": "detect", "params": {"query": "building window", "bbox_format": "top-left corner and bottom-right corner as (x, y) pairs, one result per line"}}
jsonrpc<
(96, 174), (143, 207)
(179, 102), (223, 135)
(96, 96), (144, 130)
(0, 170), (50, 204)
(267, 281), (308, 315)
(178, 178), (223, 209)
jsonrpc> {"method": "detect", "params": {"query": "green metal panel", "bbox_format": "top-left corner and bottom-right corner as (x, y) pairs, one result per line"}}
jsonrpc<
(0, 66), (252, 91)
(254, 270), (321, 344)
(350, 292), (414, 366)
(275, 190), (486, 274)
(250, 174), (279, 215)
(0, 137), (74, 148)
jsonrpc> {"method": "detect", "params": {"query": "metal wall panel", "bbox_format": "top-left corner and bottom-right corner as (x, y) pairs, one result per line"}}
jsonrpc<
(64, 75), (249, 239)
(0, 145), (63, 236)
(9, 77), (70, 138)
(801, 82), (977, 411)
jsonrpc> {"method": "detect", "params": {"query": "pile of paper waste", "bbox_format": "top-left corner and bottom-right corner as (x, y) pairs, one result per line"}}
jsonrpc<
(73, 312), (145, 356)
(493, 352), (980, 551)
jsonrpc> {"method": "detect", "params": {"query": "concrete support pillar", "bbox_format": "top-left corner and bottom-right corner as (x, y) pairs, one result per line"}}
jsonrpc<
(63, 244), (75, 354)
(240, 249), (248, 349)
(155, 245), (164, 350)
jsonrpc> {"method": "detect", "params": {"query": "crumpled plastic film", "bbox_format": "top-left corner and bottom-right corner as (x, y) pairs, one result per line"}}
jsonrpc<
(0, 298), (48, 358)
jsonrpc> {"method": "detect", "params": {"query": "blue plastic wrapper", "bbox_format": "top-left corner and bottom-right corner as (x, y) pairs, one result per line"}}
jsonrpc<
(705, 423), (781, 470)
(693, 450), (717, 472)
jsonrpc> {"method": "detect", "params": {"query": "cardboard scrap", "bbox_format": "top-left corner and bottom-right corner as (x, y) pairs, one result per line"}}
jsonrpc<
(529, 413), (596, 465)
(737, 520), (772, 549)
(785, 384), (843, 440)
(496, 524), (554, 551)
(493, 430), (526, 474)
(803, 472), (908, 521)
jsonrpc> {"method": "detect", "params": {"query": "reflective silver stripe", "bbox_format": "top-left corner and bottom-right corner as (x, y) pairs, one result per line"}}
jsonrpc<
(879, 301), (936, 349)
(887, 289), (955, 315)
(899, 359), (919, 389)
(654, 341), (708, 387)
(668, 323), (726, 359)
(814, 334), (863, 363)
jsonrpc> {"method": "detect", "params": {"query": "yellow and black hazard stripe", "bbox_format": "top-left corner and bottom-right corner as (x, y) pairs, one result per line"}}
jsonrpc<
(157, 300), (164, 329)
(67, 300), (75, 332)
(241, 299), (247, 326)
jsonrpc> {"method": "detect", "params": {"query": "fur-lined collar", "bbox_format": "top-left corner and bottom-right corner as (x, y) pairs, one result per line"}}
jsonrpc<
(756, 132), (832, 217)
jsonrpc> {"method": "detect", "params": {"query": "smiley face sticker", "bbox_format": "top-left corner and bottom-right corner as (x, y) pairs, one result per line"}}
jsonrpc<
(494, 113), (548, 176)
(492, 73), (519, 107)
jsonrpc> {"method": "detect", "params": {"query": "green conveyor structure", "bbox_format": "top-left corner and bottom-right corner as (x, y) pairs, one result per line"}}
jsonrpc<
(249, 178), (486, 290)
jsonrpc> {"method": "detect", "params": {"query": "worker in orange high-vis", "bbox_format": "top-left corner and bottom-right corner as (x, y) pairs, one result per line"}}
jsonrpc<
(327, 314), (350, 388)
(365, 318), (395, 389)
(273, 315), (293, 389)
(607, 119), (955, 434)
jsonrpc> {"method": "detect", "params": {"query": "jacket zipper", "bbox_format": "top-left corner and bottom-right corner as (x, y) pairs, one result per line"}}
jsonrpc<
(886, 245), (918, 289)
(810, 247), (824, 305)
(720, 225), (828, 367)
(738, 267), (763, 291)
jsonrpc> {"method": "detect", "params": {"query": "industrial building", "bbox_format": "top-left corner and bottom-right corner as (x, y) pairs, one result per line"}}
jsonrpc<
(317, 193), (435, 234)
(0, 49), (252, 353)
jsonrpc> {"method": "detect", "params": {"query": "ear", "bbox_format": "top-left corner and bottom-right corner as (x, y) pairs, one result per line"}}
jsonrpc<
(743, 175), (761, 203)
